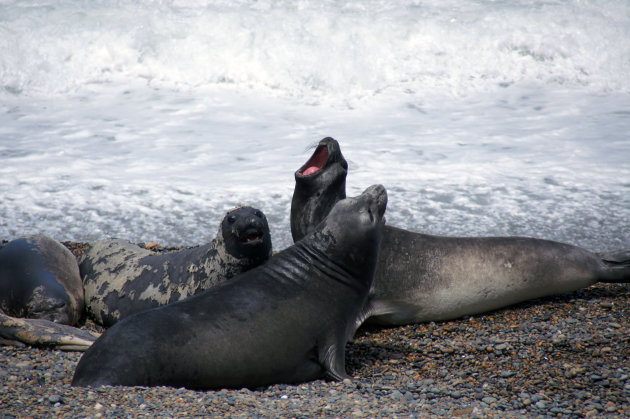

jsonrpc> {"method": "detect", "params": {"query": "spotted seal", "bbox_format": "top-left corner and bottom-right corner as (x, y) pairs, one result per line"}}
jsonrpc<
(79, 206), (272, 326)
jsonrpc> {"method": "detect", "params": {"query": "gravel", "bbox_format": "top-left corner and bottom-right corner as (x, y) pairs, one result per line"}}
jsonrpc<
(1, 241), (628, 417)
(1, 282), (627, 417)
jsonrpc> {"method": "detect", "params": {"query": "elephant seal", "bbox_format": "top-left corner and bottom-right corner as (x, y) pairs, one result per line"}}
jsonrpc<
(72, 185), (387, 390)
(0, 235), (97, 351)
(0, 235), (84, 325)
(80, 206), (272, 327)
(291, 137), (630, 327)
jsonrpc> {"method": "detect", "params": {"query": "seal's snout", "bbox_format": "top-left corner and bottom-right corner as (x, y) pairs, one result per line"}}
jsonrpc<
(240, 223), (265, 244)
(362, 184), (388, 220)
(234, 214), (267, 244)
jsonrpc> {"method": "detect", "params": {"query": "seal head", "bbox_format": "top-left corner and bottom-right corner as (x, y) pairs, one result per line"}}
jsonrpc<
(291, 137), (348, 242)
(221, 206), (272, 262)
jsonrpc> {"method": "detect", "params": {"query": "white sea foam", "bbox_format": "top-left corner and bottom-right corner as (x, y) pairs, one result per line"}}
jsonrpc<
(1, 0), (629, 251)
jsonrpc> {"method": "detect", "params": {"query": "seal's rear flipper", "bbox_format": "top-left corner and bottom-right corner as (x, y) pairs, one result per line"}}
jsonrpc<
(598, 249), (630, 283)
(0, 312), (100, 352)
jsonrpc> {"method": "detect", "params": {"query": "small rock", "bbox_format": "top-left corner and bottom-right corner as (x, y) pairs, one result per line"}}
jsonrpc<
(390, 390), (403, 400)
(605, 402), (617, 413)
(535, 400), (548, 409)
(452, 407), (473, 416)
(48, 394), (61, 404)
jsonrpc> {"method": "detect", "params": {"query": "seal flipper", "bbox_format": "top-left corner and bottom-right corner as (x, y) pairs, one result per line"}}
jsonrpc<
(349, 299), (379, 340)
(319, 341), (350, 381)
(0, 311), (100, 352)
(597, 249), (630, 283)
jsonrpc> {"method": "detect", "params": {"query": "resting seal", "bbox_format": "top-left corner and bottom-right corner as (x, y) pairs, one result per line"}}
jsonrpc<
(0, 235), (83, 325)
(292, 137), (630, 327)
(80, 206), (272, 326)
(72, 185), (387, 389)
(0, 235), (98, 350)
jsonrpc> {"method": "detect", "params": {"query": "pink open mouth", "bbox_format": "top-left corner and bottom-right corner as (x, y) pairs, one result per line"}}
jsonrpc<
(300, 145), (328, 176)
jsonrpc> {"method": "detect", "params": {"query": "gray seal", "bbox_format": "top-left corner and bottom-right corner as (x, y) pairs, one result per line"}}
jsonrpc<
(291, 137), (630, 328)
(0, 235), (83, 325)
(71, 185), (387, 390)
(80, 206), (272, 327)
(0, 235), (98, 351)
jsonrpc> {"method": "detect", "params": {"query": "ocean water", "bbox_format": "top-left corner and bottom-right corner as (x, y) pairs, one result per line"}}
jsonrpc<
(1, 0), (629, 252)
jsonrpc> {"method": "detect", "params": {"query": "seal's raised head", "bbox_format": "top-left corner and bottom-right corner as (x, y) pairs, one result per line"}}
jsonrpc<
(292, 137), (348, 242)
(309, 184), (387, 280)
(221, 206), (272, 262)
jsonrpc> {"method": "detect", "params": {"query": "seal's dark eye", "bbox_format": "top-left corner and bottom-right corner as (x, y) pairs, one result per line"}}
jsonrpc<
(254, 210), (263, 218)
(227, 215), (237, 223)
(367, 209), (374, 223)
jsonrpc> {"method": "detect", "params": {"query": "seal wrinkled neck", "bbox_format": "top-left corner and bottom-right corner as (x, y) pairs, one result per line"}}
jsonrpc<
(295, 184), (387, 288)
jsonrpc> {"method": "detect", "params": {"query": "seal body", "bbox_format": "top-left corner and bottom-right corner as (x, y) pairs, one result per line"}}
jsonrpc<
(0, 235), (83, 325)
(291, 138), (630, 327)
(72, 185), (387, 390)
(362, 228), (629, 326)
(80, 206), (272, 326)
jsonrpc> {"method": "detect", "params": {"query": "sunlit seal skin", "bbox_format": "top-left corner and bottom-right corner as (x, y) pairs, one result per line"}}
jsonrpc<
(0, 235), (84, 325)
(79, 206), (272, 327)
(72, 185), (387, 390)
(291, 137), (630, 328)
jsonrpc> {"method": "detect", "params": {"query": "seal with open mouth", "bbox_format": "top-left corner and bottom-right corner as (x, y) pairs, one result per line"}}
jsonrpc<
(291, 138), (348, 243)
(291, 137), (630, 328)
(72, 185), (387, 390)
(80, 206), (272, 327)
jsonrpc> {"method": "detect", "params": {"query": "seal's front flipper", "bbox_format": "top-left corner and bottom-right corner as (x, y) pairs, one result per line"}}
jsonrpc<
(319, 342), (350, 381)
(598, 249), (630, 283)
(349, 299), (378, 341)
(0, 312), (100, 351)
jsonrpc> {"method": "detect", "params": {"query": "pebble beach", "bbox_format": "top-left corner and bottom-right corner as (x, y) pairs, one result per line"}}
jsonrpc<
(1, 258), (627, 418)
